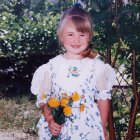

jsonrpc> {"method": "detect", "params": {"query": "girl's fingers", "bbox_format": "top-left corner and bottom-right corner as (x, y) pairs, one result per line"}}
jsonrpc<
(51, 127), (61, 136)
(54, 122), (63, 129)
(49, 121), (63, 136)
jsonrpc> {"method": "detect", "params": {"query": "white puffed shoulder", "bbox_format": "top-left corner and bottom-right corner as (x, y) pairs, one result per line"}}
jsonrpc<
(104, 63), (116, 90)
(30, 63), (51, 95)
(93, 58), (116, 100)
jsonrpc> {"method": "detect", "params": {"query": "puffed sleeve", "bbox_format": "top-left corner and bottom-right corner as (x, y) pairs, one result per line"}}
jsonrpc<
(94, 58), (116, 100)
(30, 63), (52, 107)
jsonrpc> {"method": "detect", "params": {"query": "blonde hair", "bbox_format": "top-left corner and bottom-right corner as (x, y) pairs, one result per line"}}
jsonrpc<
(57, 6), (93, 45)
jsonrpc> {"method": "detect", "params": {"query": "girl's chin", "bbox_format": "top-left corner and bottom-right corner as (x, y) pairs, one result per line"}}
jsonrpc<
(64, 52), (84, 59)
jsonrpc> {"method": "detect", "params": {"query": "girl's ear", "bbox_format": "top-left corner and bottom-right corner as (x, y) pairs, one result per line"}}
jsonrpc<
(58, 32), (64, 46)
(60, 31), (65, 42)
(60, 38), (64, 46)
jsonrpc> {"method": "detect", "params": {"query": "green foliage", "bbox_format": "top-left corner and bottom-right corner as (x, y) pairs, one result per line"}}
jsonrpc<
(0, 0), (62, 96)
(0, 7), (60, 57)
(113, 89), (131, 139)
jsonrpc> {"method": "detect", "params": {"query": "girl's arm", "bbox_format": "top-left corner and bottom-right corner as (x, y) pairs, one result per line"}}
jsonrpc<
(31, 64), (63, 136)
(97, 99), (110, 140)
(39, 103), (63, 136)
(92, 59), (116, 140)
(40, 103), (53, 123)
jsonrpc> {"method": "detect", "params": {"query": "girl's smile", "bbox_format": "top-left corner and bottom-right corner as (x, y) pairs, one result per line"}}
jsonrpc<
(71, 45), (81, 48)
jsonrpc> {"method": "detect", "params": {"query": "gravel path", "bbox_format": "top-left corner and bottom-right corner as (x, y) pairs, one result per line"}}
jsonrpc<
(0, 129), (38, 140)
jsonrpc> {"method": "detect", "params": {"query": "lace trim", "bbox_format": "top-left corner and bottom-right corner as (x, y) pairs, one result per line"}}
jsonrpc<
(95, 89), (112, 100)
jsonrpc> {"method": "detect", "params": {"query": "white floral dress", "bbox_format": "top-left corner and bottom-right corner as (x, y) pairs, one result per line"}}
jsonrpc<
(31, 54), (116, 140)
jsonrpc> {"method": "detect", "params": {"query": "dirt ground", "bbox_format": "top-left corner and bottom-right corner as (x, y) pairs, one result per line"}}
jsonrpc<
(0, 129), (38, 140)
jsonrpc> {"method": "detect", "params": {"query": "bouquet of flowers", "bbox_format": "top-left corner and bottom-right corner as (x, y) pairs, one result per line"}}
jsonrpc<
(47, 92), (85, 140)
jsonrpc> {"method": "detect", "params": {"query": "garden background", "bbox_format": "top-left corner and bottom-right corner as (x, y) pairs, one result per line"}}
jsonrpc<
(0, 0), (140, 139)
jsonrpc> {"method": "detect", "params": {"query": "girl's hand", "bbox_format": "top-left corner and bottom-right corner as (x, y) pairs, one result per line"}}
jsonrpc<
(40, 104), (63, 136)
(48, 119), (63, 136)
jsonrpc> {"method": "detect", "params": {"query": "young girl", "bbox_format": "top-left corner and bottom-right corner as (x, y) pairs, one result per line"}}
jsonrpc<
(31, 5), (116, 140)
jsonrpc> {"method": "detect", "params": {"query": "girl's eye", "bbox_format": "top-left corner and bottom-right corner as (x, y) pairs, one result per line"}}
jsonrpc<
(68, 34), (73, 36)
(80, 34), (86, 37)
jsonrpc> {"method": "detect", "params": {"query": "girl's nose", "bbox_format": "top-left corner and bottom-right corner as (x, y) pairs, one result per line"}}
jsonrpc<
(74, 35), (80, 43)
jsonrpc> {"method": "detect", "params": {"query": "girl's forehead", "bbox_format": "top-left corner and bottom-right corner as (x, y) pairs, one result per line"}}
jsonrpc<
(63, 22), (77, 32)
(58, 16), (92, 38)
(62, 24), (89, 35)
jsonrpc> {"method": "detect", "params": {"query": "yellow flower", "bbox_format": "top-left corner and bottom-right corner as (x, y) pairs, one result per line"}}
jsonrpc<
(41, 91), (46, 99)
(80, 104), (85, 112)
(60, 98), (69, 107)
(63, 106), (72, 116)
(71, 92), (80, 101)
(48, 97), (60, 108)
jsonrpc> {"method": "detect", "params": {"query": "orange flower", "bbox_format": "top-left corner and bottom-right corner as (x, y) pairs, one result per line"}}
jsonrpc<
(63, 106), (72, 116)
(60, 98), (69, 107)
(41, 91), (46, 99)
(48, 97), (60, 108)
(80, 104), (85, 112)
(71, 92), (80, 101)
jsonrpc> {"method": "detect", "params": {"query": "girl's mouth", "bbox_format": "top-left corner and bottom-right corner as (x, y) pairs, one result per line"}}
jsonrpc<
(71, 45), (81, 48)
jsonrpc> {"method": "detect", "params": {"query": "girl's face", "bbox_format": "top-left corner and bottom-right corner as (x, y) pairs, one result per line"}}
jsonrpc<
(60, 22), (90, 59)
